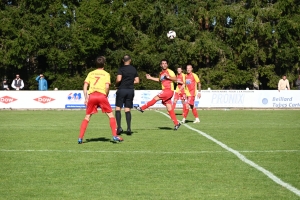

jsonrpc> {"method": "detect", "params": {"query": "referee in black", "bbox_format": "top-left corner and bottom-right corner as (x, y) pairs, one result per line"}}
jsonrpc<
(115, 55), (139, 135)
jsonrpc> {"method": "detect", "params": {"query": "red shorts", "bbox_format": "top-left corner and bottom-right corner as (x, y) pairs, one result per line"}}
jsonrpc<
(174, 92), (186, 101)
(157, 89), (174, 106)
(187, 96), (195, 106)
(86, 92), (112, 115)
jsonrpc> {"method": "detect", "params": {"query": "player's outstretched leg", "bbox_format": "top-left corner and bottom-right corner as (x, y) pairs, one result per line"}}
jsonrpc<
(172, 100), (177, 111)
(135, 97), (159, 113)
(134, 105), (144, 113)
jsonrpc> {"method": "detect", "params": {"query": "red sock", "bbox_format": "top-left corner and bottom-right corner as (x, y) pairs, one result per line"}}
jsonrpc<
(183, 108), (189, 118)
(109, 118), (117, 137)
(79, 119), (89, 139)
(172, 102), (176, 110)
(182, 103), (186, 116)
(168, 109), (179, 125)
(192, 108), (199, 118)
(141, 98), (157, 110)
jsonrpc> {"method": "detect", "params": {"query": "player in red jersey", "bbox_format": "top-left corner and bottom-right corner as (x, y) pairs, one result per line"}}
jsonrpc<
(172, 66), (187, 115)
(78, 56), (123, 144)
(134, 59), (181, 130)
(182, 64), (201, 123)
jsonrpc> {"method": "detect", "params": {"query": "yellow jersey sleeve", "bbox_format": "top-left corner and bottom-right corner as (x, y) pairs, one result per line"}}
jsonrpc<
(168, 69), (176, 78)
(193, 73), (200, 83)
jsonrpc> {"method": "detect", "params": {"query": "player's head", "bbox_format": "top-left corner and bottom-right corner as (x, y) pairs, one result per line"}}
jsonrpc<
(95, 56), (106, 68)
(186, 65), (193, 74)
(160, 59), (168, 70)
(123, 55), (131, 64)
(177, 67), (183, 74)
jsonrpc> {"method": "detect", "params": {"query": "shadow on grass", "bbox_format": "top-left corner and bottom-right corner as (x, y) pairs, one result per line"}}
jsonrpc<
(158, 127), (173, 130)
(184, 120), (194, 124)
(175, 113), (183, 116)
(85, 137), (111, 143)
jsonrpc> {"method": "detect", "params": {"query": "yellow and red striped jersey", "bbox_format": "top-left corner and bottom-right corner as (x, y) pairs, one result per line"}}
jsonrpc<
(159, 69), (176, 91)
(185, 73), (200, 96)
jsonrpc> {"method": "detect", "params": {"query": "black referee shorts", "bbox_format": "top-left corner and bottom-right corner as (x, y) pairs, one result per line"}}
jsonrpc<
(115, 89), (135, 108)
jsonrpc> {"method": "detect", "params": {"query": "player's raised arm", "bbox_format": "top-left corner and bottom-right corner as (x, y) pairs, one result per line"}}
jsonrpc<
(165, 75), (177, 82)
(146, 74), (160, 82)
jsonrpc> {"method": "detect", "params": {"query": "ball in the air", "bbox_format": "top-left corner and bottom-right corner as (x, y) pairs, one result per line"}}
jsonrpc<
(167, 30), (176, 39)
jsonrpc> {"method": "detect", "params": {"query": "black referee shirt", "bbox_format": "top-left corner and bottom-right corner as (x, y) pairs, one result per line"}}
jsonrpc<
(117, 65), (138, 89)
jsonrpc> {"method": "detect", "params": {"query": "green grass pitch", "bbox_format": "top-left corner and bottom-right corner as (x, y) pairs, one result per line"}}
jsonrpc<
(0, 109), (299, 199)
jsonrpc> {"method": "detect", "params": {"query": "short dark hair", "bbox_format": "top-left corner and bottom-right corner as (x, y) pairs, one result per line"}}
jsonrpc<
(95, 56), (106, 68)
(123, 55), (131, 62)
(160, 59), (168, 64)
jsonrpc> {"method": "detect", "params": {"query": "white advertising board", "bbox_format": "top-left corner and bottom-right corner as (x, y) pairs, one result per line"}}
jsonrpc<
(0, 90), (299, 109)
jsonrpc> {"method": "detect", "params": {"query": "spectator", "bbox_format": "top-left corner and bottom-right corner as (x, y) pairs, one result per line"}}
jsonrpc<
(295, 75), (300, 90)
(11, 74), (24, 90)
(278, 75), (290, 92)
(2, 79), (10, 90)
(36, 74), (48, 90)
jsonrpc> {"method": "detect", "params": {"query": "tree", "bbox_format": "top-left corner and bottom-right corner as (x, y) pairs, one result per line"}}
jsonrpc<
(1, 0), (299, 90)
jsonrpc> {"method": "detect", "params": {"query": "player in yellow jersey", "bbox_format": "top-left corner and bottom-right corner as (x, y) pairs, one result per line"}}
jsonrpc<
(182, 64), (201, 123)
(134, 59), (181, 130)
(172, 66), (187, 115)
(78, 56), (123, 144)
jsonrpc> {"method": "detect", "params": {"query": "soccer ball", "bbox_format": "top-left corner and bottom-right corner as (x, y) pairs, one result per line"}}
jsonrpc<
(167, 30), (176, 39)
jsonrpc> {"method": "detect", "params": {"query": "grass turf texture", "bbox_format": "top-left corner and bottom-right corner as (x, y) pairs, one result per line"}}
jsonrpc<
(0, 109), (299, 199)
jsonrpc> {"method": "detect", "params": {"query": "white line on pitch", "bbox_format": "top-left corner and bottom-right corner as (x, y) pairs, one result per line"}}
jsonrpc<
(0, 149), (299, 154)
(155, 110), (300, 197)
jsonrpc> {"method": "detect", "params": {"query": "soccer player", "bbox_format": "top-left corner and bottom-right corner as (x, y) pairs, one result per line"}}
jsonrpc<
(172, 66), (187, 115)
(182, 64), (201, 124)
(78, 56), (123, 144)
(134, 59), (181, 130)
(115, 55), (139, 135)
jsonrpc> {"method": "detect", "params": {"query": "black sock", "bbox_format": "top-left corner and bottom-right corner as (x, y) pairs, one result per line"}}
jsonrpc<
(125, 111), (131, 130)
(115, 110), (121, 129)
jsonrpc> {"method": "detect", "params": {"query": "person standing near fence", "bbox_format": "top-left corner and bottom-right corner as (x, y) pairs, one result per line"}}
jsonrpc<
(36, 74), (48, 90)
(11, 74), (24, 90)
(115, 55), (140, 135)
(2, 79), (9, 90)
(278, 75), (290, 92)
(295, 75), (300, 90)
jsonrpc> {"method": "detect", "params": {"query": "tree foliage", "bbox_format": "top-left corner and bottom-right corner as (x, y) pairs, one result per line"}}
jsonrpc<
(0, 0), (299, 90)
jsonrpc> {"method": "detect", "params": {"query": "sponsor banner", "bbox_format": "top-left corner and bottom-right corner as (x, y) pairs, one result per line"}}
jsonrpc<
(254, 90), (300, 108)
(0, 90), (299, 109)
(198, 90), (255, 108)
